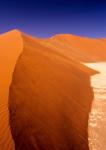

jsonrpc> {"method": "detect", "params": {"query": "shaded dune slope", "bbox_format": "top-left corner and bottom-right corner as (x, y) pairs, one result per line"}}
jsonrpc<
(9, 33), (97, 150)
(40, 34), (106, 62)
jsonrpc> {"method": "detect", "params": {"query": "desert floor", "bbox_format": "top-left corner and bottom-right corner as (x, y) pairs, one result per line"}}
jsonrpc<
(85, 62), (106, 150)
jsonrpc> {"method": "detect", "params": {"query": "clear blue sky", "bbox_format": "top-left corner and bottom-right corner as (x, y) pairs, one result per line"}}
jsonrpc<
(0, 0), (106, 38)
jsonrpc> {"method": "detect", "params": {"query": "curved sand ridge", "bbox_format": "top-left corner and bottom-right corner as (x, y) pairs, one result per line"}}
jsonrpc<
(9, 33), (97, 149)
(0, 30), (23, 150)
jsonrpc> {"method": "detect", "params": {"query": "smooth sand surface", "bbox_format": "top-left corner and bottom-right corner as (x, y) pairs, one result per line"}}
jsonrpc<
(40, 34), (106, 62)
(0, 30), (23, 150)
(9, 33), (97, 150)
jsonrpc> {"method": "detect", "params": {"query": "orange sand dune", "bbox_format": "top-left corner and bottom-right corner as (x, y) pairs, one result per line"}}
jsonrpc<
(0, 30), (98, 150)
(7, 31), (97, 150)
(40, 34), (106, 62)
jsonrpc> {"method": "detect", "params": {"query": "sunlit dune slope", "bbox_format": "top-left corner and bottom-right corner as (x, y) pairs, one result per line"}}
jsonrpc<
(9, 32), (97, 150)
(0, 30), (23, 150)
(40, 34), (106, 62)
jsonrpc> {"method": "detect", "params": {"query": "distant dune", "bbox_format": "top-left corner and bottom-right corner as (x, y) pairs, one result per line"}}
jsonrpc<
(0, 30), (98, 150)
(40, 34), (106, 62)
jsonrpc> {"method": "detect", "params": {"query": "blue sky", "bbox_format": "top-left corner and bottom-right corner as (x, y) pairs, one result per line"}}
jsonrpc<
(0, 0), (106, 38)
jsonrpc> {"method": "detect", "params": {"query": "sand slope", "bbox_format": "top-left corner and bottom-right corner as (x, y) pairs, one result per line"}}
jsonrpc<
(40, 34), (106, 62)
(8, 32), (97, 150)
(0, 30), (23, 150)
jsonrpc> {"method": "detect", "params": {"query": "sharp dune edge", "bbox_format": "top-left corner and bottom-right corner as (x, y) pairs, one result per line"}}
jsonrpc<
(0, 30), (99, 150)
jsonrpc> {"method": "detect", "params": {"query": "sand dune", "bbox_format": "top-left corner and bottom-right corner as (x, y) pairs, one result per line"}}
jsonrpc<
(7, 31), (97, 150)
(0, 30), (99, 150)
(40, 34), (106, 62)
